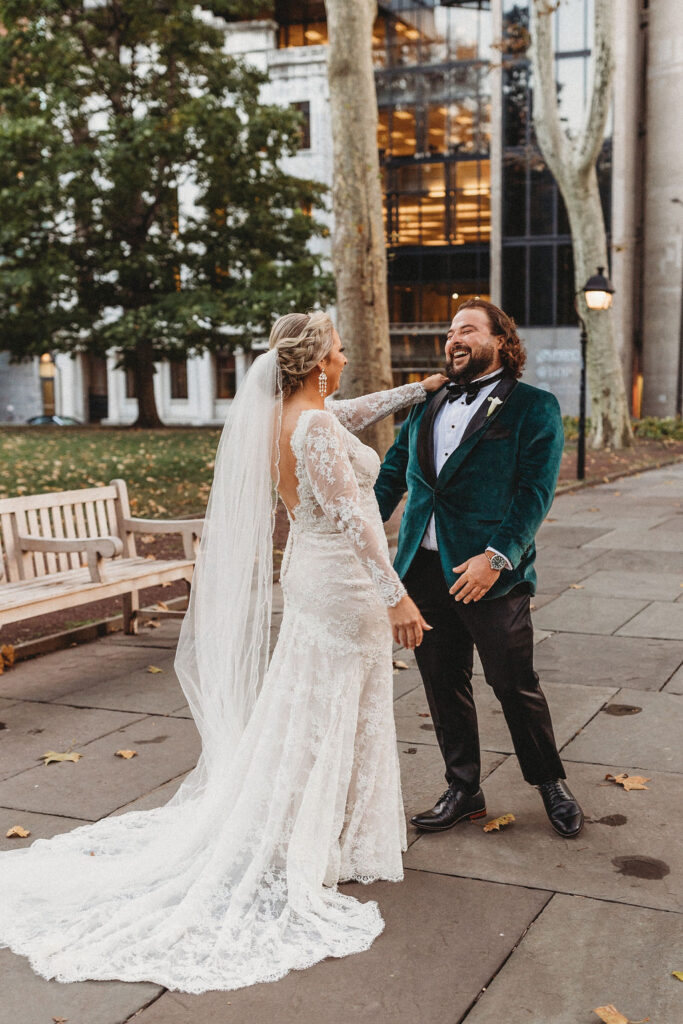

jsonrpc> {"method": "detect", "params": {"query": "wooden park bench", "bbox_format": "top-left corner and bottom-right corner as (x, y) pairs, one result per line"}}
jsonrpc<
(0, 479), (203, 635)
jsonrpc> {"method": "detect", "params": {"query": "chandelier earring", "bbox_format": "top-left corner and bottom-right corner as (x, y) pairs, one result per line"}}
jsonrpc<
(318, 369), (328, 398)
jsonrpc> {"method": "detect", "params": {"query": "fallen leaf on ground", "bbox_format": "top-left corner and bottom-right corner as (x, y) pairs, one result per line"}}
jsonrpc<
(418, 712), (430, 718)
(403, 748), (417, 754)
(161, 581), (172, 588)
(144, 553), (156, 560)
(1, 644), (15, 668)
(6, 825), (30, 838)
(146, 619), (161, 629)
(569, 584), (585, 589)
(393, 660), (409, 670)
(155, 601), (169, 611)
(52, 1017), (69, 1023)
(115, 750), (137, 759)
(483, 813), (516, 832)
(672, 971), (683, 981)
(139, 534), (156, 543)
(40, 750), (83, 766)
(605, 773), (650, 791)
(593, 1007), (648, 1024)
(147, 665), (163, 674)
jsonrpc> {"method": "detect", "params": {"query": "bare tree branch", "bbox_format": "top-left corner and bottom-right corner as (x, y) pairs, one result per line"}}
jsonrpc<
(577, 0), (615, 171)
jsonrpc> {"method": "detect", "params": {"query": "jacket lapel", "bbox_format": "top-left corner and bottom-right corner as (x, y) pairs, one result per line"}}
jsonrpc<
(417, 386), (448, 487)
(436, 375), (518, 485)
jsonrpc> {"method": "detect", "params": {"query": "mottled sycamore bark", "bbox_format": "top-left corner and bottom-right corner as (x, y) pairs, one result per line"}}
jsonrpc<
(325, 0), (394, 456)
(531, 0), (633, 448)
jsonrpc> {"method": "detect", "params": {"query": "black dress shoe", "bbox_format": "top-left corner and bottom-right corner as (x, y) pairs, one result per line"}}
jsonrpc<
(410, 785), (486, 832)
(537, 779), (584, 837)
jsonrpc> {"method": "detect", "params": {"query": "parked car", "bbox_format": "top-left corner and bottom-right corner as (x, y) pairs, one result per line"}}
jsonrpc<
(26, 415), (82, 426)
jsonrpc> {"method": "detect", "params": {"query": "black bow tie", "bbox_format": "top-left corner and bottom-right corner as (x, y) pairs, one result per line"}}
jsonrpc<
(445, 371), (505, 404)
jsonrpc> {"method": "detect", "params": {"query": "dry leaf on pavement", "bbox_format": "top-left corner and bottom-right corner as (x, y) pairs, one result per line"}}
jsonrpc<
(115, 750), (137, 759)
(569, 584), (585, 589)
(6, 825), (30, 838)
(40, 750), (83, 766)
(593, 1006), (648, 1024)
(483, 813), (515, 832)
(155, 601), (169, 611)
(1, 644), (15, 668)
(672, 971), (683, 981)
(52, 1017), (69, 1023)
(393, 660), (409, 670)
(147, 665), (163, 674)
(605, 773), (650, 791)
(146, 619), (161, 628)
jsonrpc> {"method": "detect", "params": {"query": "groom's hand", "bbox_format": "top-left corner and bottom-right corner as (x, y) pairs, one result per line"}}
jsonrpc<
(449, 554), (500, 604)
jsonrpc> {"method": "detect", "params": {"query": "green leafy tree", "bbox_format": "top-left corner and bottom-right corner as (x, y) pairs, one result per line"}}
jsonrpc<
(0, 1), (333, 426)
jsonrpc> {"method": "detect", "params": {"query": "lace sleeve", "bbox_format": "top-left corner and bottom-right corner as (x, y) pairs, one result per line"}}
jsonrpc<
(302, 411), (407, 607)
(325, 381), (427, 435)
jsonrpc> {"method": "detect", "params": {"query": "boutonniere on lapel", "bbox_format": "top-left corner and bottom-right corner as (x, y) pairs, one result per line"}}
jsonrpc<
(486, 397), (503, 418)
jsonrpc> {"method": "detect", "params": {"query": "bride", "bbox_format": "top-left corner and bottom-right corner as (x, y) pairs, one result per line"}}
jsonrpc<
(0, 311), (445, 993)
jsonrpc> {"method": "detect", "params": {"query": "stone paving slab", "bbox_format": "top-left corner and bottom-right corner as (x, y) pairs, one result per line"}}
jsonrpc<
(536, 524), (614, 548)
(51, 652), (186, 716)
(533, 564), (599, 594)
(0, 948), (162, 1024)
(393, 679), (616, 755)
(107, 771), (190, 818)
(615, 600), (683, 640)
(562, 688), (683, 773)
(584, 526), (682, 551)
(533, 633), (683, 689)
(649, 514), (683, 532)
(0, 702), (144, 782)
(101, 618), (183, 650)
(404, 757), (681, 912)
(461, 893), (683, 1024)
(0, 714), (201, 820)
(579, 569), (683, 602)
(131, 870), (550, 1024)
(663, 662), (683, 694)
(0, 643), (165, 703)
(533, 592), (648, 635)
(534, 546), (607, 570)
(587, 546), (683, 573)
(0, 808), (89, 851)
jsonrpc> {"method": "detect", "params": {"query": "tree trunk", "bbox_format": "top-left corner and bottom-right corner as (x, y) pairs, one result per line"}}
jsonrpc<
(564, 169), (632, 448)
(530, 0), (633, 449)
(132, 338), (164, 428)
(324, 0), (394, 456)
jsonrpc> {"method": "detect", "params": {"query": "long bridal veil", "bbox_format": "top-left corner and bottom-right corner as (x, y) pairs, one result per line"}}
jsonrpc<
(0, 349), (293, 990)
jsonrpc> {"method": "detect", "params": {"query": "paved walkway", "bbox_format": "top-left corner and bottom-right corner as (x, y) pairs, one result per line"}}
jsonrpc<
(1, 464), (682, 1024)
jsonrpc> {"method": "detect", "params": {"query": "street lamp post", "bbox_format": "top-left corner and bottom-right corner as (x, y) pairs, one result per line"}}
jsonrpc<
(574, 267), (615, 480)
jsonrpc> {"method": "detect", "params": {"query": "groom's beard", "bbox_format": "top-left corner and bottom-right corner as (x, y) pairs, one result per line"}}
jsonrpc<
(445, 349), (497, 385)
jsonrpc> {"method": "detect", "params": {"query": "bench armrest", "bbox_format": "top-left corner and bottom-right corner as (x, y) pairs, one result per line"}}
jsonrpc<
(123, 517), (203, 560)
(18, 533), (123, 583)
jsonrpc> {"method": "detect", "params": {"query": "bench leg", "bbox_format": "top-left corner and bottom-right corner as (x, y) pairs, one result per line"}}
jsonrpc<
(122, 591), (139, 635)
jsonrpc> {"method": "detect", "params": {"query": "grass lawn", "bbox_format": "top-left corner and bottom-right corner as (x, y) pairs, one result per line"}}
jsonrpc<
(0, 426), (222, 518)
(1, 420), (682, 521)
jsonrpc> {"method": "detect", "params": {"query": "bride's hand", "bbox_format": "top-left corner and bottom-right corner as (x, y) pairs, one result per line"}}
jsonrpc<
(388, 595), (432, 650)
(421, 373), (448, 393)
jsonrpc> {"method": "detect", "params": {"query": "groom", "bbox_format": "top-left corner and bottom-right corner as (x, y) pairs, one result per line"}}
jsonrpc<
(375, 299), (583, 838)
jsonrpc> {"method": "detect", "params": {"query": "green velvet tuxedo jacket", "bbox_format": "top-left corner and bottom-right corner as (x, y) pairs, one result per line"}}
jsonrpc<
(374, 375), (564, 601)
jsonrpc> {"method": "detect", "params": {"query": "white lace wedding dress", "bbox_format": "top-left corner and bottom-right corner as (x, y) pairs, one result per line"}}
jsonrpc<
(0, 381), (426, 994)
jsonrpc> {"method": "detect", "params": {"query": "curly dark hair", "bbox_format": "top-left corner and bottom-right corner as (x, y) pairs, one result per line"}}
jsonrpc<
(457, 299), (527, 379)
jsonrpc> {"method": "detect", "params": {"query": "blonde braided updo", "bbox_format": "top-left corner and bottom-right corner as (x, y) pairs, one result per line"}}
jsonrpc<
(269, 311), (335, 399)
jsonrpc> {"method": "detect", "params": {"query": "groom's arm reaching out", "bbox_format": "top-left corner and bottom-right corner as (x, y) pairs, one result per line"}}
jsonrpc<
(374, 415), (412, 523)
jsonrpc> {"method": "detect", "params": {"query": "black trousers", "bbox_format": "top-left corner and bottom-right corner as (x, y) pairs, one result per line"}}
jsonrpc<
(404, 547), (565, 791)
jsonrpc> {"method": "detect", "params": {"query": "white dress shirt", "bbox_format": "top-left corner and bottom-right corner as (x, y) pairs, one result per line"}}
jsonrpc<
(421, 369), (512, 568)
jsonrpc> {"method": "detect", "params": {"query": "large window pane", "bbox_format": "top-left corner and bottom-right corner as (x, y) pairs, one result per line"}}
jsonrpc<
(502, 245), (527, 325)
(503, 64), (530, 148)
(503, 157), (527, 236)
(556, 244), (578, 325)
(529, 161), (555, 235)
(528, 246), (554, 325)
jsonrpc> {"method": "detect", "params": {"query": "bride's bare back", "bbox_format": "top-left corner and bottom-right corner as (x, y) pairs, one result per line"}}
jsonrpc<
(274, 397), (321, 518)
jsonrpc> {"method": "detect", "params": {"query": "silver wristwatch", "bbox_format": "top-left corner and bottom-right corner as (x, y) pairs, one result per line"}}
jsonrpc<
(485, 550), (508, 571)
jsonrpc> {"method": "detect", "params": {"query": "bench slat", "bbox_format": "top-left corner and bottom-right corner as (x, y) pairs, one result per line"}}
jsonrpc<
(0, 485), (119, 514)
(61, 504), (83, 570)
(51, 505), (70, 572)
(74, 502), (87, 542)
(84, 500), (98, 540)
(39, 507), (58, 574)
